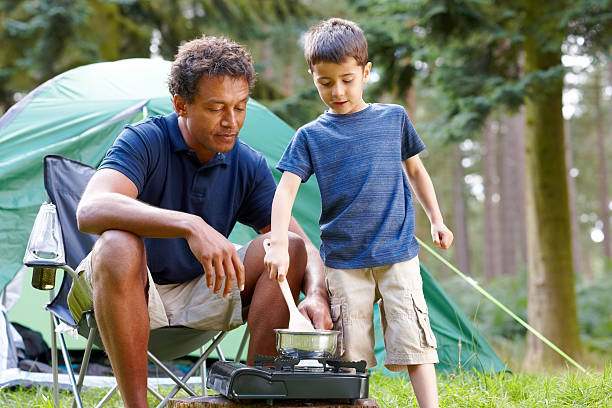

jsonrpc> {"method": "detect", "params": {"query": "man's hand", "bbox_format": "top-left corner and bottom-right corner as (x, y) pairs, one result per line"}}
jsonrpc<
(431, 222), (453, 250)
(297, 292), (333, 330)
(186, 217), (245, 298)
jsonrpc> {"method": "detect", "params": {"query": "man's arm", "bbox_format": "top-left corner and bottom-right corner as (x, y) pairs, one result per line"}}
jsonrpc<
(403, 155), (454, 250)
(77, 168), (244, 297)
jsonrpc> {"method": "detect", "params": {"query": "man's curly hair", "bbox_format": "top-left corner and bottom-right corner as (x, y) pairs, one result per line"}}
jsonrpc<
(168, 36), (255, 104)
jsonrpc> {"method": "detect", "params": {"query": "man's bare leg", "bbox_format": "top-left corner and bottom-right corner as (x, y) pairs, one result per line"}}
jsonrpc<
(240, 232), (307, 364)
(92, 230), (150, 408)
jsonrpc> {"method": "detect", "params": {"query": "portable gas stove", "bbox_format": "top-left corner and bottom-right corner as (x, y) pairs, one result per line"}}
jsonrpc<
(206, 355), (369, 404)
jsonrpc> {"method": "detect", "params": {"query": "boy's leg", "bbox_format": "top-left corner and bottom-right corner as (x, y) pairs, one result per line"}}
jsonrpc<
(375, 257), (438, 407)
(325, 266), (377, 366)
(375, 256), (438, 370)
(408, 363), (439, 408)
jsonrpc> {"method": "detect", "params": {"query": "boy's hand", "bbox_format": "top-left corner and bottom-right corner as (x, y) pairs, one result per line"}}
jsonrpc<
(263, 239), (290, 282)
(431, 223), (453, 249)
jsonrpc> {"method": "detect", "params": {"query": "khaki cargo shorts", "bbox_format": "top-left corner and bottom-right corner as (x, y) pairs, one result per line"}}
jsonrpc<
(67, 244), (248, 331)
(325, 256), (438, 371)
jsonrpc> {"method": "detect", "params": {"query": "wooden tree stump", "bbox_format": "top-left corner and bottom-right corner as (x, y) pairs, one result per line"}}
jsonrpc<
(168, 395), (379, 408)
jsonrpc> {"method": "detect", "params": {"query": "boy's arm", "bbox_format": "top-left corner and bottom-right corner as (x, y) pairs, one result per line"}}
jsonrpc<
(264, 171), (303, 281)
(287, 216), (333, 330)
(403, 155), (454, 249)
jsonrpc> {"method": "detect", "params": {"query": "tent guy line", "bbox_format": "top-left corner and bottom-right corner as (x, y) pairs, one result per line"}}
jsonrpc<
(416, 236), (588, 373)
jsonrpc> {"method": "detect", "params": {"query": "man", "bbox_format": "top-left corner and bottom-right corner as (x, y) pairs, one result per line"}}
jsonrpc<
(69, 36), (332, 408)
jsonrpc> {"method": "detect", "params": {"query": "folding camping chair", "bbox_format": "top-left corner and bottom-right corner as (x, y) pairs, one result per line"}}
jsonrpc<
(23, 155), (250, 408)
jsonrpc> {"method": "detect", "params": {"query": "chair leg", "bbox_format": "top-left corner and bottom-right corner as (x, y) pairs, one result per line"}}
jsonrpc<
(215, 345), (225, 361)
(147, 384), (164, 402)
(94, 384), (118, 408)
(147, 351), (197, 397)
(200, 347), (207, 396)
(235, 327), (250, 363)
(72, 327), (95, 408)
(155, 331), (228, 408)
(54, 316), (84, 408)
(49, 304), (60, 408)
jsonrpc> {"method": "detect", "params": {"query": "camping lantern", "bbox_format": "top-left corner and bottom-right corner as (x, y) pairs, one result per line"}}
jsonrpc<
(23, 203), (65, 290)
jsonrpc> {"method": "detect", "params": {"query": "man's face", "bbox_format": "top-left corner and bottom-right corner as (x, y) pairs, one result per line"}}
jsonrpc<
(310, 57), (371, 115)
(174, 75), (249, 163)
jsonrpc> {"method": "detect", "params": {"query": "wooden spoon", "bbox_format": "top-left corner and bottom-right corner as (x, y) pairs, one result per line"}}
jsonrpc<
(263, 239), (315, 332)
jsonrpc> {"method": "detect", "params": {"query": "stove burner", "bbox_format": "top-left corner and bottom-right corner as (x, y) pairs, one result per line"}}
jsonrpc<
(253, 355), (367, 373)
(207, 356), (369, 403)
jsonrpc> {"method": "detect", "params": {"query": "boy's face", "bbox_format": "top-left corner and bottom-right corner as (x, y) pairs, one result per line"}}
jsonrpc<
(310, 58), (371, 115)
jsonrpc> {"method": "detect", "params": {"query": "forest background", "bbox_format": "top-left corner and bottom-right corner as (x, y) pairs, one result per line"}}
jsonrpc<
(0, 0), (610, 373)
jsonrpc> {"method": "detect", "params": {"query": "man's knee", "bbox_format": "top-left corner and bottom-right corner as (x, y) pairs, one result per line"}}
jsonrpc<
(92, 230), (146, 285)
(287, 232), (307, 273)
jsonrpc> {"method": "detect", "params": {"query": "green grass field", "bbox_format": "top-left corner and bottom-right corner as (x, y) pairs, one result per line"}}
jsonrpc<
(1, 364), (609, 407)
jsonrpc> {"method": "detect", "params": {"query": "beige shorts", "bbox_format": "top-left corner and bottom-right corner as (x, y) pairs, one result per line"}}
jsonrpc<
(67, 244), (247, 331)
(325, 256), (438, 371)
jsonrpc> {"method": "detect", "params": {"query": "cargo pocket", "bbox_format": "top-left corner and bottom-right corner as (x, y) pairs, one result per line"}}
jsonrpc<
(329, 298), (345, 357)
(67, 268), (94, 324)
(411, 292), (437, 348)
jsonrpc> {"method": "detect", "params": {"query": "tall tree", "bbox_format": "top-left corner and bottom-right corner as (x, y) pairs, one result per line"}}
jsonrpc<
(564, 119), (589, 280)
(592, 68), (611, 259)
(483, 119), (502, 280)
(522, 0), (581, 367)
(499, 114), (520, 275)
(452, 144), (472, 275)
(505, 110), (528, 268)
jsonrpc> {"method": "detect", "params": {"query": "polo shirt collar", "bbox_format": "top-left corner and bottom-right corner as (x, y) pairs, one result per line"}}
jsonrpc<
(167, 112), (189, 153)
(165, 112), (232, 168)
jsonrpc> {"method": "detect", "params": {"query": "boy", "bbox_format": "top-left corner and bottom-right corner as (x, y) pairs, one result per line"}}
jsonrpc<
(264, 18), (452, 408)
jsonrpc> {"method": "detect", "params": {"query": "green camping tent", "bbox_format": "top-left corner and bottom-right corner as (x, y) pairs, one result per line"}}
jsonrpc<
(0, 58), (506, 374)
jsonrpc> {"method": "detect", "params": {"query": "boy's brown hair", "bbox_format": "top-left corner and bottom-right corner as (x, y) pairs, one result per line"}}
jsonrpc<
(303, 18), (368, 69)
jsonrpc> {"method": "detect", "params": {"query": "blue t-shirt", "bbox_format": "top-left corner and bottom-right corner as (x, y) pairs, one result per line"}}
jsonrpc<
(277, 103), (425, 269)
(99, 112), (276, 284)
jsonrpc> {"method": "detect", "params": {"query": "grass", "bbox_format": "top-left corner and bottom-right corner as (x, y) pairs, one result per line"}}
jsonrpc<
(370, 365), (611, 407)
(1, 364), (610, 407)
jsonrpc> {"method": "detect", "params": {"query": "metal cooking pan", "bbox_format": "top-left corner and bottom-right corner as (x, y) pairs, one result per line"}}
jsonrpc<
(274, 328), (340, 359)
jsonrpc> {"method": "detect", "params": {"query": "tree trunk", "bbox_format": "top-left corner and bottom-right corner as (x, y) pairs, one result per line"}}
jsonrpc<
(405, 86), (417, 122)
(262, 38), (273, 82)
(453, 144), (471, 275)
(594, 69), (611, 259)
(506, 110), (528, 267)
(483, 120), (502, 279)
(405, 87), (436, 272)
(500, 115), (519, 275)
(564, 120), (590, 281)
(522, 0), (581, 369)
(283, 58), (294, 97)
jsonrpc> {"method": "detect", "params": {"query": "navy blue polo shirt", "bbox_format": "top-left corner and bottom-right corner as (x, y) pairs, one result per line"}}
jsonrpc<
(99, 112), (276, 284)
